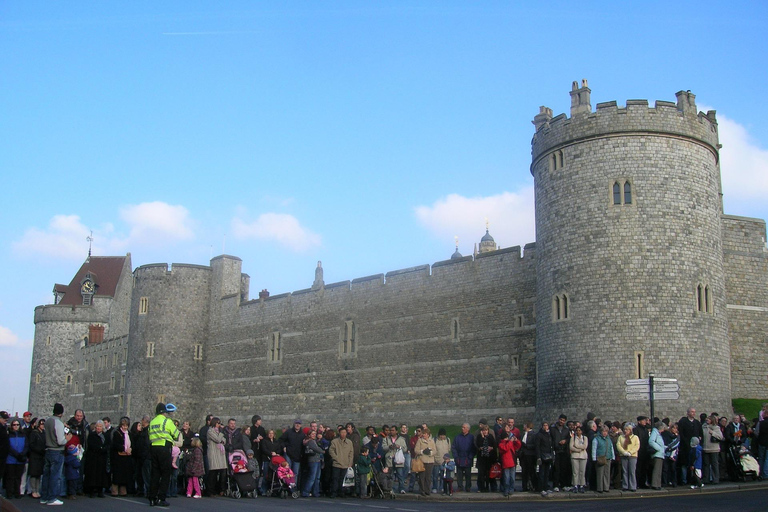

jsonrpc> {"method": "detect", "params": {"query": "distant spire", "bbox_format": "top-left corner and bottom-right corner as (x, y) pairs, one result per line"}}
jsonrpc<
(86, 230), (94, 261)
(451, 236), (463, 259)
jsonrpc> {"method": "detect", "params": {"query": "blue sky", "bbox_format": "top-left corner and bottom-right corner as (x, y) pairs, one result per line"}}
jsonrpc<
(1, 1), (767, 414)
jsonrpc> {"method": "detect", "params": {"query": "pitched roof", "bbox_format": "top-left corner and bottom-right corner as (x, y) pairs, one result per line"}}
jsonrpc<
(56, 256), (128, 306)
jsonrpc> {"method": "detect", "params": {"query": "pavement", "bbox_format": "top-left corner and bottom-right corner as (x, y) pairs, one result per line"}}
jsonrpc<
(394, 478), (768, 502)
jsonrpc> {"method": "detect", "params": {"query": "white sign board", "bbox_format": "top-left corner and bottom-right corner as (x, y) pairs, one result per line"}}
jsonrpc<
(625, 393), (650, 401)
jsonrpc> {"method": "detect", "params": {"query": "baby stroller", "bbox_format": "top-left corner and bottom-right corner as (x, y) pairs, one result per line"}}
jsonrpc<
(369, 466), (396, 499)
(265, 455), (299, 499)
(728, 445), (759, 481)
(226, 450), (259, 498)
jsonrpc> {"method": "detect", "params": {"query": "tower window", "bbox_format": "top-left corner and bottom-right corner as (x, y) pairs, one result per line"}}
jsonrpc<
(451, 317), (460, 342)
(146, 342), (155, 358)
(110, 375), (115, 391)
(549, 150), (564, 171)
(340, 321), (357, 357)
(696, 283), (714, 314)
(139, 297), (149, 315)
(65, 374), (72, 385)
(514, 315), (524, 328)
(35, 373), (41, 384)
(611, 179), (633, 206)
(552, 293), (569, 321)
(269, 332), (282, 363)
(46, 336), (51, 346)
(194, 344), (203, 361)
(634, 351), (645, 379)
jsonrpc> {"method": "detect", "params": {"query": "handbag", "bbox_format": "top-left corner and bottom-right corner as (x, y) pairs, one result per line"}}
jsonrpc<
(343, 466), (355, 487)
(489, 462), (502, 479)
(411, 457), (425, 473)
(394, 448), (405, 466)
(596, 455), (607, 466)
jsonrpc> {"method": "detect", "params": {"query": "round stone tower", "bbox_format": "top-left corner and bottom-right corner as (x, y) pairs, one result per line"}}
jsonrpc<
(531, 80), (731, 421)
(125, 263), (211, 420)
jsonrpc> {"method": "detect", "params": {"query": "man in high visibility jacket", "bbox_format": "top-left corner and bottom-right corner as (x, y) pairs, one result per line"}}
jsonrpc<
(148, 403), (179, 507)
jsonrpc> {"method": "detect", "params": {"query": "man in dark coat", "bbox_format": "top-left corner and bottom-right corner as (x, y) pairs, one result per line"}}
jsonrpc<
(550, 414), (571, 491)
(634, 416), (651, 488)
(280, 419), (305, 487)
(677, 407), (703, 484)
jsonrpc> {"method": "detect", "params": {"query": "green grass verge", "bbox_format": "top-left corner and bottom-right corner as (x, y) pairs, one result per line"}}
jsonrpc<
(732, 398), (767, 421)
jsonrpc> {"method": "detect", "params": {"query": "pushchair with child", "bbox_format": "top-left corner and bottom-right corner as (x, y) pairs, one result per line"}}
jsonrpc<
(226, 450), (259, 498)
(265, 455), (300, 499)
(369, 466), (396, 499)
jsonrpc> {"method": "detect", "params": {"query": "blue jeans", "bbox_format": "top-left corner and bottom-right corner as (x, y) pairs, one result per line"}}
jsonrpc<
(759, 445), (768, 478)
(41, 450), (64, 502)
(431, 464), (442, 491)
(302, 461), (321, 496)
(395, 465), (408, 493)
(501, 467), (515, 494)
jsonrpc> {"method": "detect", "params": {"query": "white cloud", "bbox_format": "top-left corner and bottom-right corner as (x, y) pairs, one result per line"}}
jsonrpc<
(415, 188), (536, 253)
(113, 201), (195, 248)
(13, 202), (196, 260)
(0, 325), (21, 347)
(13, 214), (92, 260)
(231, 212), (321, 252)
(717, 113), (768, 202)
(695, 106), (768, 216)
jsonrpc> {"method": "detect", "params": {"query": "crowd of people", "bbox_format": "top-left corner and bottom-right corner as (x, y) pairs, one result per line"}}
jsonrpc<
(2, 402), (768, 506)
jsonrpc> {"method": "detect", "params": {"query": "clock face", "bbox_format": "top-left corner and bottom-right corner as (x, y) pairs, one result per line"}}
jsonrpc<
(81, 280), (94, 294)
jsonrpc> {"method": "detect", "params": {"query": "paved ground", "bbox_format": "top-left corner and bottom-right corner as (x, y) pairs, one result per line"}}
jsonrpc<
(4, 480), (768, 511)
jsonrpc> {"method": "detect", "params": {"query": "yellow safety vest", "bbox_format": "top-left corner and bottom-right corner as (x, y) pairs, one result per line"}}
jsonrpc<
(148, 414), (179, 447)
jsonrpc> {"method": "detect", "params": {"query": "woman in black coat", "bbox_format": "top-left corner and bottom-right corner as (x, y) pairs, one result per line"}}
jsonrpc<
(474, 424), (498, 492)
(111, 417), (134, 496)
(83, 420), (110, 497)
(27, 419), (47, 499)
(536, 422), (555, 495)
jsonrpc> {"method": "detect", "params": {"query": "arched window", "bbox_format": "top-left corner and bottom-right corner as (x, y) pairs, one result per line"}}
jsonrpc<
(613, 182), (621, 205)
(624, 181), (632, 204)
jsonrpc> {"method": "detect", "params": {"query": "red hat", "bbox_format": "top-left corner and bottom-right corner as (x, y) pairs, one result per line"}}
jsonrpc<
(24, 412), (32, 417)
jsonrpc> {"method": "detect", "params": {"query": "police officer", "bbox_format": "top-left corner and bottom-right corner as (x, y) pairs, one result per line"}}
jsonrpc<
(147, 403), (179, 507)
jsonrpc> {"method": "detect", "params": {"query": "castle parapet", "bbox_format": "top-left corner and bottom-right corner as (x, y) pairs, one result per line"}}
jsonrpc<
(531, 84), (720, 172)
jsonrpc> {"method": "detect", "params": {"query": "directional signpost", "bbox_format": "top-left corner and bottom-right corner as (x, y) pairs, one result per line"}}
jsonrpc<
(625, 374), (679, 420)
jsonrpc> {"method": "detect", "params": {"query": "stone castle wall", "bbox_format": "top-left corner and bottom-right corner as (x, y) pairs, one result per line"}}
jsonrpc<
(201, 245), (537, 427)
(723, 215), (768, 398)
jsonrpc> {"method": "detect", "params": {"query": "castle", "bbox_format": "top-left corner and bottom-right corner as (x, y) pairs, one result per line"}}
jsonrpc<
(29, 81), (768, 426)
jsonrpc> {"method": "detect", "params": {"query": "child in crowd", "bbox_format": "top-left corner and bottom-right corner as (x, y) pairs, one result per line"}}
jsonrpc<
(64, 444), (81, 499)
(245, 449), (260, 476)
(277, 460), (297, 490)
(441, 454), (456, 496)
(357, 446), (372, 498)
(185, 438), (205, 498)
(689, 437), (703, 489)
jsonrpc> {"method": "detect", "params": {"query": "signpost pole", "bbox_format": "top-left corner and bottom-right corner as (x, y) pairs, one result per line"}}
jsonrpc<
(648, 372), (655, 422)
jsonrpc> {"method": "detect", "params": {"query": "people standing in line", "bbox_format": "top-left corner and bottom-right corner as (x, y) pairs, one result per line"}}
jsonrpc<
(647, 421), (666, 490)
(4, 418), (28, 499)
(147, 403), (180, 507)
(591, 425), (615, 493)
(111, 417), (133, 496)
(677, 407), (703, 485)
(498, 423), (521, 496)
(206, 417), (227, 497)
(329, 426), (354, 498)
(568, 425), (588, 493)
(414, 428), (436, 497)
(702, 415), (723, 484)
(536, 421), (555, 496)
(83, 420), (109, 497)
(40, 403), (72, 506)
(27, 418), (46, 499)
(616, 423), (640, 492)
(451, 423), (475, 493)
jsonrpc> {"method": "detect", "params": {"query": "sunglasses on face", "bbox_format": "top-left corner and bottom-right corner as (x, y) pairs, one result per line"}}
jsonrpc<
(11, 424), (20, 427)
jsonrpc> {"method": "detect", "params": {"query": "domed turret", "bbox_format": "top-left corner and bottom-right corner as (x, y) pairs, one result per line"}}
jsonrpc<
(478, 222), (497, 254)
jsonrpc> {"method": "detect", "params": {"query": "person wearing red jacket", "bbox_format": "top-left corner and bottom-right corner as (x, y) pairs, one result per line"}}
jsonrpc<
(498, 424), (522, 496)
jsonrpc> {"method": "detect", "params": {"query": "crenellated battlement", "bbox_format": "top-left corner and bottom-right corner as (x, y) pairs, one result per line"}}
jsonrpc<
(531, 82), (720, 172)
(237, 243), (535, 311)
